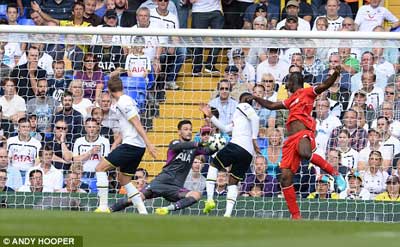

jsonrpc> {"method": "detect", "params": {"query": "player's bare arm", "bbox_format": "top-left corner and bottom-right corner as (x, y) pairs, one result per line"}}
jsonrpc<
(314, 66), (341, 95)
(130, 116), (158, 159)
(251, 96), (285, 110)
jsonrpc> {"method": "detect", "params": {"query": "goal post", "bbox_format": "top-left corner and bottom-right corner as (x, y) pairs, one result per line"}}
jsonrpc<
(0, 25), (400, 222)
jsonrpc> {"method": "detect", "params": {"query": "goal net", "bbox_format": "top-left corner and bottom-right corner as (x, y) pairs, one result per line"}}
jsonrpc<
(0, 25), (400, 222)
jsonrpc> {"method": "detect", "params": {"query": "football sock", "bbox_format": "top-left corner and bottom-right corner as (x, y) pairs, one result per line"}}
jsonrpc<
(225, 185), (238, 217)
(282, 185), (301, 218)
(310, 153), (338, 176)
(125, 182), (148, 215)
(96, 172), (109, 209)
(206, 166), (218, 201)
(169, 196), (197, 211)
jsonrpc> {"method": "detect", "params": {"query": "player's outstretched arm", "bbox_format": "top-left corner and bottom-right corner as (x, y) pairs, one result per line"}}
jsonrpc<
(314, 66), (341, 95)
(252, 96), (285, 110)
(199, 104), (233, 133)
(130, 116), (158, 159)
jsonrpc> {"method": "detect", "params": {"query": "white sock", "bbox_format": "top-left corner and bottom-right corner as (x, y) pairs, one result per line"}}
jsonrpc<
(125, 182), (148, 215)
(206, 166), (218, 201)
(96, 172), (109, 209)
(224, 184), (238, 217)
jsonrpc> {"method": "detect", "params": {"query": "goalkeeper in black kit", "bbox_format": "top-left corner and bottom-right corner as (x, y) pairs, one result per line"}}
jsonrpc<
(110, 120), (215, 215)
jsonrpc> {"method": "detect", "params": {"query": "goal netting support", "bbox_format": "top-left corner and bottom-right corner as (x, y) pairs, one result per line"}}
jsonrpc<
(0, 25), (400, 222)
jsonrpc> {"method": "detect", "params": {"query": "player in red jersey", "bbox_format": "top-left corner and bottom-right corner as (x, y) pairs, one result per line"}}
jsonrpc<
(249, 66), (346, 220)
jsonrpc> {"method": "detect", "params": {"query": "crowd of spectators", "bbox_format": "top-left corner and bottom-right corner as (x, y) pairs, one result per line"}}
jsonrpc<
(0, 0), (399, 203)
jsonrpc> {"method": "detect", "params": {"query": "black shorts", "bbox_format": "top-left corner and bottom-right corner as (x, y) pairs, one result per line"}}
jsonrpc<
(213, 142), (253, 181)
(142, 181), (190, 202)
(104, 144), (145, 176)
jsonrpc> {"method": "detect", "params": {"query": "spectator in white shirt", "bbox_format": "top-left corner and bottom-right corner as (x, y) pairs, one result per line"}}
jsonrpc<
(355, 0), (399, 32)
(150, 0), (186, 90)
(357, 128), (390, 171)
(374, 101), (400, 139)
(351, 51), (387, 92)
(58, 171), (87, 193)
(18, 169), (54, 192)
(184, 155), (206, 193)
(313, 0), (344, 31)
(7, 117), (42, 180)
(348, 71), (384, 114)
(360, 150), (388, 199)
(315, 98), (342, 156)
(69, 79), (93, 119)
(259, 73), (277, 102)
(372, 47), (395, 79)
(0, 77), (26, 123)
(375, 116), (400, 170)
(256, 48), (289, 85)
(339, 171), (371, 200)
(231, 49), (255, 84)
(25, 146), (64, 191)
(0, 148), (22, 191)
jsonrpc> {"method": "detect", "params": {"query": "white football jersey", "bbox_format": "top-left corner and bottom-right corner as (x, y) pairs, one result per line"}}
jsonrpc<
(211, 103), (259, 155)
(7, 136), (42, 171)
(73, 136), (110, 172)
(113, 94), (146, 148)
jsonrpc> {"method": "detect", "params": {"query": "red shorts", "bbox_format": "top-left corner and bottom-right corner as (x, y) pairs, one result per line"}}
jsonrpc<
(280, 130), (316, 174)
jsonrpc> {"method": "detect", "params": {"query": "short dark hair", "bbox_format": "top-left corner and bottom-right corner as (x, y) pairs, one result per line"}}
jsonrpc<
(85, 117), (99, 125)
(135, 168), (148, 178)
(2, 77), (16, 87)
(239, 92), (252, 104)
(177, 120), (192, 130)
(377, 116), (389, 125)
(52, 60), (65, 68)
(18, 117), (29, 125)
(217, 79), (231, 91)
(73, 1), (85, 11)
(39, 145), (53, 157)
(0, 168), (7, 174)
(288, 72), (304, 87)
(107, 76), (123, 92)
(29, 169), (43, 178)
(6, 3), (18, 12)
(62, 91), (73, 101)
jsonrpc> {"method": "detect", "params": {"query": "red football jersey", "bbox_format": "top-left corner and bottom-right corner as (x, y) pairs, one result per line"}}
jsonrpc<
(282, 87), (317, 132)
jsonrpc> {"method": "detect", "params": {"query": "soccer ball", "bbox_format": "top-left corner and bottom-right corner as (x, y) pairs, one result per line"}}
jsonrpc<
(207, 133), (227, 151)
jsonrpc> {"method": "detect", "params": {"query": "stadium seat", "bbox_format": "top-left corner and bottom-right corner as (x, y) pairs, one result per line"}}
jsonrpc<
(0, 5), (6, 19)
(18, 18), (35, 26)
(104, 76), (148, 111)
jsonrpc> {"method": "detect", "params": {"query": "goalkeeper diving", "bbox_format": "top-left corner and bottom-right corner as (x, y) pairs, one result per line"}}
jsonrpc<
(110, 120), (215, 215)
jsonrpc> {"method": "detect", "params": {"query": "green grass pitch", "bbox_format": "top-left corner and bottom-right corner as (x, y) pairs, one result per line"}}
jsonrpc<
(0, 209), (399, 247)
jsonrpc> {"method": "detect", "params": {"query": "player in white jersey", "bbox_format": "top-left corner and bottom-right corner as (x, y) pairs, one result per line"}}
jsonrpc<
(73, 118), (110, 173)
(200, 92), (260, 217)
(94, 76), (157, 213)
(7, 118), (42, 180)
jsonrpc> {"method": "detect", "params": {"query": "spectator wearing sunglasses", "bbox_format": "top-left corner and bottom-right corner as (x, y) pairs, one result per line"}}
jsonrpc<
(208, 80), (238, 126)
